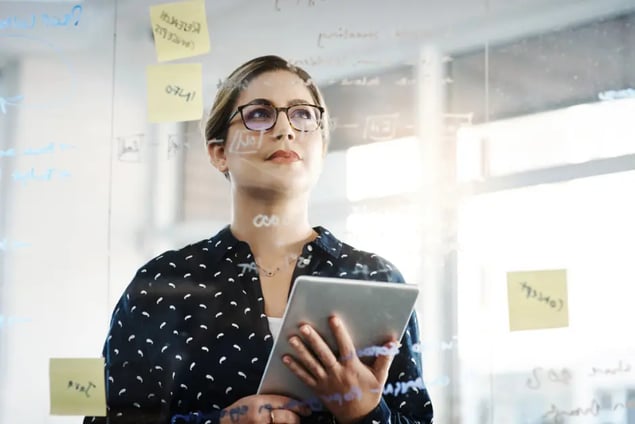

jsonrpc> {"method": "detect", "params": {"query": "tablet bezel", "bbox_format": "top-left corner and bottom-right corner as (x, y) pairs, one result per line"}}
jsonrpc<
(257, 275), (419, 402)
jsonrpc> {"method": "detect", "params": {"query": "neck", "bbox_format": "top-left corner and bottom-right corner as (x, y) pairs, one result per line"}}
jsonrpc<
(229, 187), (316, 259)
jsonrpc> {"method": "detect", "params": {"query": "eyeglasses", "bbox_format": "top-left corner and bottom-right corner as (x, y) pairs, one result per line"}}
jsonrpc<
(228, 102), (324, 132)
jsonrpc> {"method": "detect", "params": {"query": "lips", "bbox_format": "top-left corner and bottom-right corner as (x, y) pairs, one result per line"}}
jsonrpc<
(267, 150), (301, 161)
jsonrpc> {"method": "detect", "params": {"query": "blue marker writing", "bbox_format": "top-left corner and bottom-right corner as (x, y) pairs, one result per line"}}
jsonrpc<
(0, 315), (32, 327)
(11, 167), (71, 184)
(0, 239), (31, 252)
(0, 5), (82, 30)
(23, 142), (56, 156)
(1, 143), (75, 159)
(0, 95), (24, 114)
(0, 148), (16, 158)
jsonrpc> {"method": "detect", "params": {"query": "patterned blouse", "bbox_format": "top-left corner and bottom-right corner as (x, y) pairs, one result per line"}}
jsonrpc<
(83, 225), (434, 424)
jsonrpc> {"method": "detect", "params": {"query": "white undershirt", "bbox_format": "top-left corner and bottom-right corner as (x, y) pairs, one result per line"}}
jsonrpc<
(267, 316), (283, 341)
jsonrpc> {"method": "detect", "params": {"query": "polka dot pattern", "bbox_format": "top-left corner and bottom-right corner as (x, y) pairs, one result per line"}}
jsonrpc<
(83, 226), (433, 423)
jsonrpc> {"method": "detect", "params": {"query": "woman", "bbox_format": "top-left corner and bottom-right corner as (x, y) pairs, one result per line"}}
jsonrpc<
(85, 55), (434, 424)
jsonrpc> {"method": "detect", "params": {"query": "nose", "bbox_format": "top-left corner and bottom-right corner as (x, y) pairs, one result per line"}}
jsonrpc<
(271, 109), (295, 141)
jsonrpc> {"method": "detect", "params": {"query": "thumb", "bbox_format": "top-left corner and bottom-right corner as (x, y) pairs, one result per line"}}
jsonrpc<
(371, 339), (399, 381)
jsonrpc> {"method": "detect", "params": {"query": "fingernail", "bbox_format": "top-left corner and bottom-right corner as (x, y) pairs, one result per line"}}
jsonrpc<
(332, 317), (340, 327)
(301, 325), (311, 335)
(282, 356), (291, 364)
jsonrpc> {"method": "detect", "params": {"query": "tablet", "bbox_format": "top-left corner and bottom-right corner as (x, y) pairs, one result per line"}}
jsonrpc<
(257, 275), (419, 401)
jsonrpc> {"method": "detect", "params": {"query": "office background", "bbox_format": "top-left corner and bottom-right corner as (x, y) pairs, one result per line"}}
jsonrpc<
(1, 0), (634, 422)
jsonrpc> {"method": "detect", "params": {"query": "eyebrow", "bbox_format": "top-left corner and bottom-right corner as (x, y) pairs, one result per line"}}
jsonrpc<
(246, 98), (314, 107)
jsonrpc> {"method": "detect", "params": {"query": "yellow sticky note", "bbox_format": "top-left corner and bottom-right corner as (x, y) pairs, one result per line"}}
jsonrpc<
(147, 63), (203, 123)
(150, 0), (210, 62)
(507, 269), (569, 331)
(49, 358), (106, 416)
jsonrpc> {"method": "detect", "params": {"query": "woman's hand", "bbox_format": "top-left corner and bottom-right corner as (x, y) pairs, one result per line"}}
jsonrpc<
(282, 315), (397, 424)
(220, 394), (311, 424)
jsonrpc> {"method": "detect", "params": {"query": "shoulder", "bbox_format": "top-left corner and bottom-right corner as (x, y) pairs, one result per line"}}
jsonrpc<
(134, 239), (210, 279)
(122, 231), (227, 297)
(317, 226), (406, 284)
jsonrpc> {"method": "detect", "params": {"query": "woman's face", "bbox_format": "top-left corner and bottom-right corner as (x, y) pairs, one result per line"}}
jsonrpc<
(218, 70), (326, 196)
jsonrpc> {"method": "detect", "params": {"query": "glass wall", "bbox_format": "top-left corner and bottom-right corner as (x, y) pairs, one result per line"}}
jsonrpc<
(1, 0), (634, 422)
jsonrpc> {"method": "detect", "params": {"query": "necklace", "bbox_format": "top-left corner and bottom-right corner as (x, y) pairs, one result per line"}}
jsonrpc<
(255, 254), (299, 278)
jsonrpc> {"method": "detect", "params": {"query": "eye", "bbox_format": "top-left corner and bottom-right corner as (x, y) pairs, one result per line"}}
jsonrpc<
(289, 106), (316, 120)
(243, 105), (274, 121)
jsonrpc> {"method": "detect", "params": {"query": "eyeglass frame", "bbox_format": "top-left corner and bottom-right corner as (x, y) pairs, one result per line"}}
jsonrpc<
(227, 101), (325, 132)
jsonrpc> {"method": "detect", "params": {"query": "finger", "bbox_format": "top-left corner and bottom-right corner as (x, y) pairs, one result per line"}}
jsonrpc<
(328, 315), (356, 364)
(372, 339), (398, 381)
(299, 324), (339, 371)
(270, 408), (301, 424)
(282, 353), (319, 388)
(272, 396), (312, 417)
(287, 335), (328, 381)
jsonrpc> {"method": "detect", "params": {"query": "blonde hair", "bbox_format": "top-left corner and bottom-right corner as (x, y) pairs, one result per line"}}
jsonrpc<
(204, 55), (330, 151)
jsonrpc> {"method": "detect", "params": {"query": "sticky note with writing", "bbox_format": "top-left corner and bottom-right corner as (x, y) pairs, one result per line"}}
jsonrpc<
(147, 63), (202, 123)
(507, 269), (569, 331)
(150, 0), (210, 62)
(49, 358), (106, 416)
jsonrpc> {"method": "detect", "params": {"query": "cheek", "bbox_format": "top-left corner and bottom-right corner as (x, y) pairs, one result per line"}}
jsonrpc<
(225, 128), (264, 157)
(305, 143), (325, 171)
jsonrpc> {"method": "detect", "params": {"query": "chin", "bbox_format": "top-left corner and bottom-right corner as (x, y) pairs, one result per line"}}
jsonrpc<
(266, 177), (313, 196)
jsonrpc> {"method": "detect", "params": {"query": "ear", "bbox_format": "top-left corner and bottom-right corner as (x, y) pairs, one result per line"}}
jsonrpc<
(207, 140), (229, 174)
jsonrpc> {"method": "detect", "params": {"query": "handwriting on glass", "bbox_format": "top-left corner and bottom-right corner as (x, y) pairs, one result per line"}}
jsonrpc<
(258, 385), (362, 414)
(228, 130), (264, 154)
(215, 78), (249, 91)
(0, 95), (24, 114)
(542, 399), (600, 423)
(117, 133), (191, 162)
(165, 85), (196, 102)
(363, 114), (398, 141)
(0, 5), (82, 30)
(343, 336), (458, 359)
(11, 168), (71, 184)
(543, 397), (635, 423)
(317, 28), (379, 48)
(0, 142), (75, 158)
(339, 76), (380, 86)
(0, 315), (31, 327)
(519, 281), (564, 311)
(526, 367), (572, 390)
(0, 238), (30, 253)
(589, 359), (632, 376)
(274, 0), (326, 11)
(252, 214), (281, 227)
(237, 262), (258, 274)
(174, 376), (440, 422)
(167, 134), (190, 159)
(237, 255), (311, 274)
(598, 88), (635, 101)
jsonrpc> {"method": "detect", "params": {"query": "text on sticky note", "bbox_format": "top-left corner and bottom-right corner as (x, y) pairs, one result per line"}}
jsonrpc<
(507, 269), (569, 331)
(147, 63), (203, 123)
(49, 358), (106, 416)
(150, 0), (210, 62)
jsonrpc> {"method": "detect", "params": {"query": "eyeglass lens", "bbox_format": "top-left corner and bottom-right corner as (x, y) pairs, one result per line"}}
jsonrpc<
(241, 104), (321, 132)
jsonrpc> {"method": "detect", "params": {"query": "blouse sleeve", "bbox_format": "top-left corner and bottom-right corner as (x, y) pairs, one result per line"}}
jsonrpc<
(356, 258), (434, 424)
(84, 269), (172, 424)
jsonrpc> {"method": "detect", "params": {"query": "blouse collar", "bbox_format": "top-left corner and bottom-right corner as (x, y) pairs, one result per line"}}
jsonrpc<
(208, 224), (343, 260)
